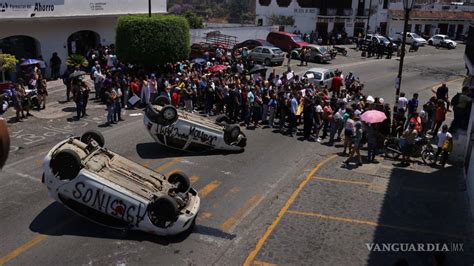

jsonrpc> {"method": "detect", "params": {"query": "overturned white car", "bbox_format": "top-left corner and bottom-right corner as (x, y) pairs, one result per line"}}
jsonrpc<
(144, 97), (247, 152)
(42, 130), (200, 236)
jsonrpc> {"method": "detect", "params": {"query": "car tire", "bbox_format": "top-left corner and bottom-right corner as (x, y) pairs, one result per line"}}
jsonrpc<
(51, 149), (82, 181)
(168, 172), (191, 193)
(428, 40), (433, 45)
(153, 95), (171, 106)
(216, 114), (230, 124)
(80, 130), (105, 147)
(342, 50), (348, 56)
(224, 124), (241, 144)
(148, 195), (179, 224)
(264, 58), (271, 66)
(448, 43), (454, 49)
(160, 105), (178, 125)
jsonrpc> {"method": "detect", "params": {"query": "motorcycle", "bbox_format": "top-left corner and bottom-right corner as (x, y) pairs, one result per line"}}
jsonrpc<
(333, 45), (348, 56)
(384, 136), (436, 165)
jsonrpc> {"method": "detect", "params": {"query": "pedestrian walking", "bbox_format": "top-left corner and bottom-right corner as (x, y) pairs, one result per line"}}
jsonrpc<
(345, 122), (363, 166)
(37, 76), (48, 110)
(71, 79), (84, 120)
(104, 86), (116, 126)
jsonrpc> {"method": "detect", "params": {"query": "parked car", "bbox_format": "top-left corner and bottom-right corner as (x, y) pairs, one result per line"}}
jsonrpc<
(290, 45), (332, 63)
(266, 31), (310, 52)
(397, 32), (427, 46)
(144, 97), (247, 152)
(303, 68), (334, 87)
(428, 34), (457, 49)
(233, 39), (274, 51)
(248, 46), (285, 66)
(42, 130), (200, 236)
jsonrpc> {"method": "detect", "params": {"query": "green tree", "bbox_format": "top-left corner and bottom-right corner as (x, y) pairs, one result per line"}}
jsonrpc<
(0, 54), (19, 82)
(116, 15), (191, 66)
(184, 11), (204, 29)
(66, 54), (89, 69)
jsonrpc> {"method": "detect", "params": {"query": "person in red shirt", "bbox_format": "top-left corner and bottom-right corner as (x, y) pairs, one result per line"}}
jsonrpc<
(171, 88), (181, 107)
(431, 100), (447, 137)
(130, 78), (140, 95)
(408, 112), (422, 134)
(331, 72), (344, 97)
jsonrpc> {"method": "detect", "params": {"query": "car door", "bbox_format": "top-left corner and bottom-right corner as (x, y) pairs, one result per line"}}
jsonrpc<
(261, 48), (271, 63)
(251, 47), (262, 61)
(324, 71), (333, 88)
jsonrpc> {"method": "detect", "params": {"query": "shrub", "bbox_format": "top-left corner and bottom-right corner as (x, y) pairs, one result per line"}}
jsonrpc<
(66, 54), (89, 69)
(184, 11), (204, 29)
(116, 15), (191, 66)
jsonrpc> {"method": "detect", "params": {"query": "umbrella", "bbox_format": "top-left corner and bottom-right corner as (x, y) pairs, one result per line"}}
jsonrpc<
(191, 58), (206, 65)
(20, 59), (43, 66)
(69, 70), (87, 79)
(249, 64), (267, 74)
(360, 110), (387, 124)
(208, 64), (227, 73)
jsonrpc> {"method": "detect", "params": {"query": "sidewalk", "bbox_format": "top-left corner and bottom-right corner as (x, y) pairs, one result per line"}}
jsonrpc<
(250, 154), (473, 265)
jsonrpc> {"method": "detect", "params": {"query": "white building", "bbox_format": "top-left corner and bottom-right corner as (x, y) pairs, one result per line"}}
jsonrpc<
(256, 0), (473, 39)
(0, 0), (167, 76)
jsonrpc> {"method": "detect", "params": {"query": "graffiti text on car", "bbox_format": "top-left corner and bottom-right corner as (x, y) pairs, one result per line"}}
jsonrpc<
(189, 127), (218, 145)
(158, 126), (218, 145)
(72, 182), (146, 226)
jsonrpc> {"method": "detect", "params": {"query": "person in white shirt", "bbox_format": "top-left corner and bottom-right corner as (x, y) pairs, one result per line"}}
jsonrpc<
(435, 124), (452, 167)
(397, 92), (409, 115)
(93, 66), (105, 100)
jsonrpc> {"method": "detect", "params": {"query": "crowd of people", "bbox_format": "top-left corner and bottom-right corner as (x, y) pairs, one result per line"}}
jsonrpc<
(1, 41), (471, 167)
(67, 43), (472, 168)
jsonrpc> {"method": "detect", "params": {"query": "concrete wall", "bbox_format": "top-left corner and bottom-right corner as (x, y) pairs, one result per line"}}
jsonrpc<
(0, 16), (118, 75)
(464, 104), (474, 218)
(190, 25), (279, 44)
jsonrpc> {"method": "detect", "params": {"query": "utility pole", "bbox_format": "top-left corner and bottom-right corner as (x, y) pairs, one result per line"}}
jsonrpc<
(365, 0), (373, 35)
(148, 0), (151, 17)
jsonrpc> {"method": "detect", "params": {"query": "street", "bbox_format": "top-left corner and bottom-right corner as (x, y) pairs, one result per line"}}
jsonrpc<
(1, 45), (471, 265)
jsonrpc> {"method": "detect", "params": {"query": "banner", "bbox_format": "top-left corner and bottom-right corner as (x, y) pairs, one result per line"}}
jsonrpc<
(0, 0), (166, 19)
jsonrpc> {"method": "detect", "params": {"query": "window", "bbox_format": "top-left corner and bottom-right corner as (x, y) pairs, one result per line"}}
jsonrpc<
(262, 48), (270, 54)
(324, 72), (331, 80)
(291, 36), (304, 42)
(271, 48), (283, 54)
(253, 48), (263, 53)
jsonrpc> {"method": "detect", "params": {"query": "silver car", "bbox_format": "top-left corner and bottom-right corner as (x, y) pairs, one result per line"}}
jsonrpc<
(303, 67), (335, 87)
(248, 46), (285, 66)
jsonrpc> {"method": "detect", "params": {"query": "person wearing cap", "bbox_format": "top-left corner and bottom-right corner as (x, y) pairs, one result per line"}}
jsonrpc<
(400, 121), (418, 166)
(345, 122), (363, 166)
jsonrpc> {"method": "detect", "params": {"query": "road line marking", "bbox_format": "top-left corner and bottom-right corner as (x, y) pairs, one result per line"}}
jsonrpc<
(164, 168), (182, 177)
(286, 210), (466, 240)
(154, 158), (182, 173)
(197, 212), (212, 221)
(190, 176), (200, 184)
(230, 186), (240, 193)
(253, 260), (278, 266)
(220, 193), (263, 232)
(244, 155), (337, 266)
(314, 176), (372, 186)
(141, 160), (151, 168)
(0, 235), (47, 265)
(198, 180), (221, 198)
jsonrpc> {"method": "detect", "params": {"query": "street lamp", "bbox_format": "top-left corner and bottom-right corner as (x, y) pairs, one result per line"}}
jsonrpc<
(395, 0), (415, 110)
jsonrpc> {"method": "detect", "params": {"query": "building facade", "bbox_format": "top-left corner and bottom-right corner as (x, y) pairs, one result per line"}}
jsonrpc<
(256, 0), (473, 39)
(0, 0), (167, 75)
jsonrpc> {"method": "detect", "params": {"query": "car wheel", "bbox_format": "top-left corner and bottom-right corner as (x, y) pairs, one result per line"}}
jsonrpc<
(148, 195), (179, 225)
(448, 43), (454, 49)
(224, 124), (241, 144)
(80, 130), (105, 147)
(216, 114), (230, 124)
(264, 58), (271, 66)
(168, 172), (191, 193)
(51, 149), (82, 181)
(160, 105), (178, 125)
(342, 50), (348, 56)
(428, 40), (433, 45)
(153, 95), (171, 106)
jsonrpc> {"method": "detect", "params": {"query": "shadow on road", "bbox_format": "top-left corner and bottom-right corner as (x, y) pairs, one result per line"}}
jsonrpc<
(366, 165), (472, 265)
(136, 142), (243, 159)
(30, 202), (233, 244)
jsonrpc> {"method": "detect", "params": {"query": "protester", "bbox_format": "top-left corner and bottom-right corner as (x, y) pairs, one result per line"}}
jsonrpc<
(400, 122), (418, 166)
(434, 124), (453, 167)
(37, 76), (48, 110)
(345, 122), (363, 166)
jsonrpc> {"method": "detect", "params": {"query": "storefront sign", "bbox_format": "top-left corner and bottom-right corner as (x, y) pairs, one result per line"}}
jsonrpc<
(0, 0), (166, 19)
(294, 8), (317, 14)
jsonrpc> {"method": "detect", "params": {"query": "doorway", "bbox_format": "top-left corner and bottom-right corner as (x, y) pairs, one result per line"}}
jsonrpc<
(438, 23), (448, 35)
(67, 30), (101, 56)
(0, 35), (41, 59)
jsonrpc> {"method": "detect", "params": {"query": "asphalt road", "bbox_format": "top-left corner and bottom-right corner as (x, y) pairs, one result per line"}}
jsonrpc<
(0, 44), (469, 265)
